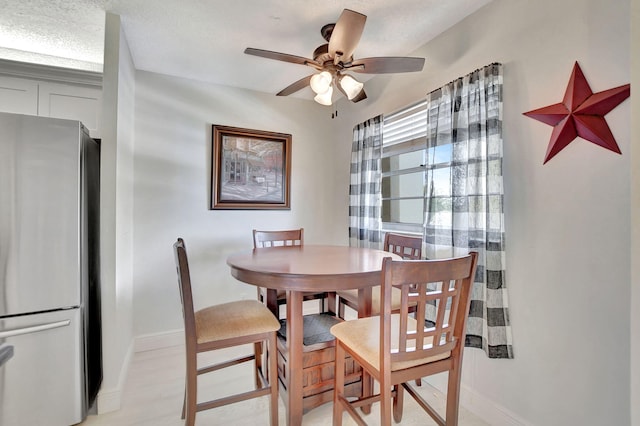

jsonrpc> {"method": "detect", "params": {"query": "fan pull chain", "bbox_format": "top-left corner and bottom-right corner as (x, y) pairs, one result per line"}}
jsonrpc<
(331, 107), (338, 119)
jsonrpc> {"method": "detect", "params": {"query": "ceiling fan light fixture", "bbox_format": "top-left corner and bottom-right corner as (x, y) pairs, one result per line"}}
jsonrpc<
(314, 85), (333, 105)
(338, 74), (364, 100)
(310, 71), (332, 94)
(245, 9), (425, 105)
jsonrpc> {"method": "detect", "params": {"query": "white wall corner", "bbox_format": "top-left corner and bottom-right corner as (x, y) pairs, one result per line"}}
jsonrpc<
(461, 383), (532, 426)
(95, 340), (134, 414)
(424, 375), (530, 426)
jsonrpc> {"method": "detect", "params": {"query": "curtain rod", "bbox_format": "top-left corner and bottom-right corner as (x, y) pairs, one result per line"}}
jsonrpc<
(384, 62), (503, 119)
(426, 62), (502, 97)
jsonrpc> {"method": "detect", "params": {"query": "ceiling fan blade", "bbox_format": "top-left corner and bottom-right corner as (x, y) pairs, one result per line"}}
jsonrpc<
(244, 48), (321, 68)
(328, 9), (366, 63)
(276, 75), (313, 96)
(348, 57), (425, 74)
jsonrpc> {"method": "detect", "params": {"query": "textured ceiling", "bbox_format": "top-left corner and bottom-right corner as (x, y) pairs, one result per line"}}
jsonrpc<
(0, 0), (492, 99)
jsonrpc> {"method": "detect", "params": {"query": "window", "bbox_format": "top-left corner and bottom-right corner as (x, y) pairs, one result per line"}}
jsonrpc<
(380, 102), (428, 231)
(382, 101), (427, 234)
(382, 100), (457, 234)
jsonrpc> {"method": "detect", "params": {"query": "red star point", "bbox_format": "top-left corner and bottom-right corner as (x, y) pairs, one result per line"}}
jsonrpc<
(523, 62), (630, 164)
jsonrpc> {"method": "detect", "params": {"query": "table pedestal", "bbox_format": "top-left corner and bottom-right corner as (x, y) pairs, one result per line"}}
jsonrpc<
(275, 313), (362, 414)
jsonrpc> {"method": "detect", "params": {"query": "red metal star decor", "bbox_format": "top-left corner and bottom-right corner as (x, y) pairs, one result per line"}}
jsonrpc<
(523, 62), (630, 164)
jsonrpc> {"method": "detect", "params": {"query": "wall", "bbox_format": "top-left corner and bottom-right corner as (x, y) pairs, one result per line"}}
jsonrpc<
(98, 12), (136, 413)
(333, 0), (631, 425)
(131, 71), (346, 336)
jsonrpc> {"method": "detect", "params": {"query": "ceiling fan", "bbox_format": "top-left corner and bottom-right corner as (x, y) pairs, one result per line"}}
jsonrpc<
(244, 9), (425, 105)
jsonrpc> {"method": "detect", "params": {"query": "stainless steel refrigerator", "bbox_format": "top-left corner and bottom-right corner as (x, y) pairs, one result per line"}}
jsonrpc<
(0, 112), (102, 425)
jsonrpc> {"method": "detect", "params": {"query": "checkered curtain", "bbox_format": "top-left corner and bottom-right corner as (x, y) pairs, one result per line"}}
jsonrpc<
(348, 115), (383, 248)
(423, 63), (513, 358)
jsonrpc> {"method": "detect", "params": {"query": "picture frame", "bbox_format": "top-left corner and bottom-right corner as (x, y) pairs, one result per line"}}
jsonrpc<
(210, 125), (291, 210)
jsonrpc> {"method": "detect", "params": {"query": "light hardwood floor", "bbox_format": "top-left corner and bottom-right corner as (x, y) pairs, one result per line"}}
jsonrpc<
(80, 343), (489, 425)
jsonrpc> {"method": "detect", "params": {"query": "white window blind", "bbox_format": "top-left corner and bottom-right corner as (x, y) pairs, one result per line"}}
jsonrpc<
(382, 100), (428, 232)
(383, 100), (428, 149)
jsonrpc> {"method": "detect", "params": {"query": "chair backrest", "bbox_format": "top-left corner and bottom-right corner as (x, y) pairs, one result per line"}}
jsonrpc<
(379, 252), (478, 367)
(384, 232), (422, 260)
(253, 228), (304, 248)
(174, 238), (197, 349)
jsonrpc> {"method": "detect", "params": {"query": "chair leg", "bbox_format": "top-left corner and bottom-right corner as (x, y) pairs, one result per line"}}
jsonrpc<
(380, 375), (393, 426)
(333, 341), (346, 426)
(326, 292), (337, 315)
(361, 362), (373, 415)
(380, 380), (392, 425)
(393, 384), (404, 423)
(415, 377), (422, 386)
(254, 342), (263, 389)
(181, 388), (186, 419)
(268, 333), (279, 426)
(264, 343), (270, 386)
(184, 354), (197, 426)
(338, 298), (345, 320)
(446, 366), (462, 426)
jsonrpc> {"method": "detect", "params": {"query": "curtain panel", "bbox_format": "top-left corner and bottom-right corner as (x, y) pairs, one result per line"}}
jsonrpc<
(423, 63), (514, 359)
(348, 115), (383, 248)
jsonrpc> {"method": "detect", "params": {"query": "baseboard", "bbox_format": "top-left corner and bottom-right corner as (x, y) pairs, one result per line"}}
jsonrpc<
(134, 329), (184, 352)
(95, 387), (122, 415)
(421, 376), (529, 426)
(460, 383), (531, 426)
(95, 340), (134, 414)
(92, 331), (181, 415)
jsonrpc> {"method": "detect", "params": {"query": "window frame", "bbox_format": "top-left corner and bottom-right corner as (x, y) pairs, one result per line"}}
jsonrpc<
(381, 100), (428, 234)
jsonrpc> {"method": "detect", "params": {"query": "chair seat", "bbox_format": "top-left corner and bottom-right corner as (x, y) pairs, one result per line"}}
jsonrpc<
(195, 300), (280, 344)
(277, 312), (341, 346)
(336, 287), (414, 315)
(330, 314), (451, 372)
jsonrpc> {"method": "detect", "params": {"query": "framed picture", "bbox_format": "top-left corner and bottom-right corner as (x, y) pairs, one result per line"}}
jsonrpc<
(210, 125), (291, 210)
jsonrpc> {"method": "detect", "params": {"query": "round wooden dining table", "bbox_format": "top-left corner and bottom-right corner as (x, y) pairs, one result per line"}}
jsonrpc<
(226, 244), (399, 426)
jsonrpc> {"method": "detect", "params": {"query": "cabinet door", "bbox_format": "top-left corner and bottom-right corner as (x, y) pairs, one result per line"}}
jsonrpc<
(0, 76), (38, 115)
(38, 82), (102, 138)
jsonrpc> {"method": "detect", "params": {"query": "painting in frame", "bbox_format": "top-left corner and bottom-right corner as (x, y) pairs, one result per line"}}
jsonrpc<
(210, 125), (291, 210)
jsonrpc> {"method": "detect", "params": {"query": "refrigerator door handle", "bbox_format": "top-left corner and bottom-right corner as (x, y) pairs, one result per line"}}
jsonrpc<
(0, 344), (14, 367)
(0, 319), (71, 339)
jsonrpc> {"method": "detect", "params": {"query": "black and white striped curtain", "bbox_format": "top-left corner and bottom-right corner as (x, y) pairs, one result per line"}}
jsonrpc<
(424, 63), (514, 358)
(348, 115), (383, 248)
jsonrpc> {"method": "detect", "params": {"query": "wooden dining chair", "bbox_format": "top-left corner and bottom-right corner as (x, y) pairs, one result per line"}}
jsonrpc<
(331, 252), (479, 425)
(253, 228), (333, 317)
(336, 232), (423, 319)
(173, 238), (280, 426)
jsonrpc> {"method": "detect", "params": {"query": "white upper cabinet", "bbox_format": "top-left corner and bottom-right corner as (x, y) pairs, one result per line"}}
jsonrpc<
(0, 75), (39, 115)
(38, 82), (102, 138)
(0, 62), (102, 138)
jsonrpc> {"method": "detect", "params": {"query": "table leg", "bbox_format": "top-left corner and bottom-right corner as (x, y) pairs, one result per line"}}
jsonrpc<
(358, 287), (373, 415)
(265, 288), (279, 318)
(285, 290), (304, 426)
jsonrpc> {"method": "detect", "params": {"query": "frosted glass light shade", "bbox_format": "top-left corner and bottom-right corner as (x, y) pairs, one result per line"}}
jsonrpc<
(310, 71), (332, 94)
(314, 85), (333, 105)
(339, 74), (364, 100)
